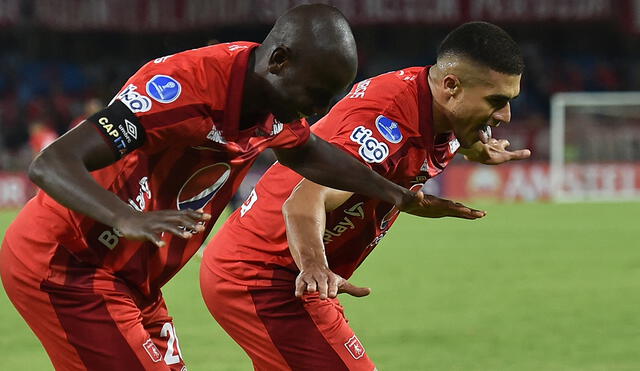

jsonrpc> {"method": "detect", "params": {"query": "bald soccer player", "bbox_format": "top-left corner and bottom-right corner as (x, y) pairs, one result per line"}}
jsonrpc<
(201, 21), (530, 370)
(0, 5), (484, 371)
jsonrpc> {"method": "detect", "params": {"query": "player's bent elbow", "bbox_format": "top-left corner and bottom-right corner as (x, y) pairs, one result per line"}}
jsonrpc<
(282, 196), (311, 221)
(28, 152), (48, 187)
(281, 196), (297, 218)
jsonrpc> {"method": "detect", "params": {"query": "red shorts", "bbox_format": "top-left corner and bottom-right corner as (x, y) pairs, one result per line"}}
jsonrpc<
(200, 263), (376, 371)
(0, 237), (186, 371)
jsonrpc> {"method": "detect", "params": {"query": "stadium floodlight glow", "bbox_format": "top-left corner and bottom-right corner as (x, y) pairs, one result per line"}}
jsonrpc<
(550, 92), (640, 202)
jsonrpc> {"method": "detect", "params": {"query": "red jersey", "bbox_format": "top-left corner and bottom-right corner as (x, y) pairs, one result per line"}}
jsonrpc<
(6, 42), (309, 299)
(205, 66), (460, 286)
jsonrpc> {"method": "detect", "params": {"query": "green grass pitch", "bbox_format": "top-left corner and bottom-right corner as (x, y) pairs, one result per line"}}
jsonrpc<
(1, 202), (639, 370)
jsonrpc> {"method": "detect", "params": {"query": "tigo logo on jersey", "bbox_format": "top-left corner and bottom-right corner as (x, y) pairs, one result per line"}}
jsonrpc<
(146, 75), (182, 103)
(114, 84), (152, 113)
(177, 163), (230, 210)
(375, 115), (403, 143)
(350, 126), (389, 163)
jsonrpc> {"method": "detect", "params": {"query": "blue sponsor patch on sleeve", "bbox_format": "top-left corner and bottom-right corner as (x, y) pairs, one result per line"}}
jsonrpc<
(375, 115), (403, 144)
(146, 75), (182, 103)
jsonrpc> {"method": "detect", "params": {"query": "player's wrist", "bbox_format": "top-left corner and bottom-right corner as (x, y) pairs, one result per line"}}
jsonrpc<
(111, 207), (141, 231)
(299, 256), (330, 271)
(396, 188), (417, 211)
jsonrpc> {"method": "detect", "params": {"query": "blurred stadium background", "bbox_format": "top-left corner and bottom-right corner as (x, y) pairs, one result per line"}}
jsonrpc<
(0, 1), (639, 370)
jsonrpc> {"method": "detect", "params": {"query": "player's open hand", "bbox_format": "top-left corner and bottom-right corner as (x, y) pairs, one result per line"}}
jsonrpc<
(296, 264), (371, 300)
(400, 191), (486, 219)
(459, 138), (531, 165)
(114, 209), (211, 247)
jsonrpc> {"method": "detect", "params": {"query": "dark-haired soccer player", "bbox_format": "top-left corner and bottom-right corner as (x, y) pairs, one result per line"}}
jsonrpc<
(200, 21), (530, 370)
(0, 5), (485, 371)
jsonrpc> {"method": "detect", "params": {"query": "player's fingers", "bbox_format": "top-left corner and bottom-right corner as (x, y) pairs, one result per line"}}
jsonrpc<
(447, 201), (486, 219)
(317, 278), (329, 300)
(497, 139), (510, 149)
(454, 207), (486, 219)
(182, 209), (212, 221)
(174, 216), (206, 233)
(144, 231), (166, 247)
(306, 279), (317, 294)
(338, 281), (371, 297)
(507, 149), (531, 161)
(163, 213), (203, 225)
(327, 276), (340, 298)
(295, 278), (306, 298)
(157, 223), (193, 239)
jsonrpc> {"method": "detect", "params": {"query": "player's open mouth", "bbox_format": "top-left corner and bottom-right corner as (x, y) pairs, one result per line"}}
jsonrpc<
(478, 125), (492, 144)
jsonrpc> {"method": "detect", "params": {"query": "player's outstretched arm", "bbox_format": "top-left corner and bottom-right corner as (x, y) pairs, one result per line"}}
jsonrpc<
(28, 118), (210, 247)
(458, 138), (531, 165)
(283, 179), (371, 300)
(274, 134), (486, 219)
(274, 134), (414, 208)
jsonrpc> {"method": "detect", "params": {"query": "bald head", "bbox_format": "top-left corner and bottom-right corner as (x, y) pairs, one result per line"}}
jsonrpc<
(263, 4), (357, 74)
(254, 4), (358, 123)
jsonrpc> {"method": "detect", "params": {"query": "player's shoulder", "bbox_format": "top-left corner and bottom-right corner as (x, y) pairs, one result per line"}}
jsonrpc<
(346, 67), (423, 100)
(146, 41), (257, 69)
(343, 67), (423, 115)
(126, 41), (258, 110)
(328, 67), (424, 131)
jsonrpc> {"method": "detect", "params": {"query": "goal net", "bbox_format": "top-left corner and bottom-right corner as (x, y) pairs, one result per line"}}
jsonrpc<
(550, 92), (640, 202)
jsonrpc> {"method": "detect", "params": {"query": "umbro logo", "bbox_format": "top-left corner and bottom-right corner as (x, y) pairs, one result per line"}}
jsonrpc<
(125, 119), (138, 140)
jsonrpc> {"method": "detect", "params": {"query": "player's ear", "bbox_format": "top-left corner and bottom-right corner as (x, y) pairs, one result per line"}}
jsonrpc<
(443, 74), (461, 98)
(268, 45), (291, 74)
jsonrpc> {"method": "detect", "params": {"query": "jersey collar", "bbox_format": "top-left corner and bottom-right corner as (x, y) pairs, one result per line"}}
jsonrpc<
(219, 42), (299, 142)
(221, 42), (259, 142)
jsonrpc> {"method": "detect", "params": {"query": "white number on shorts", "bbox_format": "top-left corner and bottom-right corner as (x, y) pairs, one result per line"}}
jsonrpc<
(240, 189), (258, 217)
(160, 322), (183, 365)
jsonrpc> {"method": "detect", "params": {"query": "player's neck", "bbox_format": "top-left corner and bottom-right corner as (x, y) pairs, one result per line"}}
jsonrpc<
(239, 50), (271, 130)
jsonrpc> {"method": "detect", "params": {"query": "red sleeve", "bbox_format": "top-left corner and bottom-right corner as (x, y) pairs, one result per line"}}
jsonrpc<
(267, 119), (311, 149)
(110, 52), (222, 154)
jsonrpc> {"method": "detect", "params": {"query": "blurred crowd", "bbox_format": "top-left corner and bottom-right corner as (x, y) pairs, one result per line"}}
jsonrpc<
(1, 21), (639, 172)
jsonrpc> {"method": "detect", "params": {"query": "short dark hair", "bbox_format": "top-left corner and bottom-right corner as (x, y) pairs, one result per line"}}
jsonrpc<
(437, 21), (524, 75)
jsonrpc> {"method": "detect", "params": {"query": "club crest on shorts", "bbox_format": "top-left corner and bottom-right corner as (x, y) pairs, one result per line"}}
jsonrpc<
(177, 163), (230, 210)
(143, 339), (162, 363)
(344, 335), (366, 360)
(375, 115), (402, 143)
(146, 75), (182, 103)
